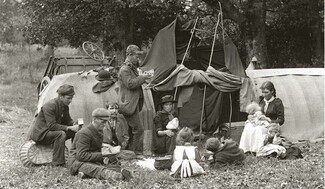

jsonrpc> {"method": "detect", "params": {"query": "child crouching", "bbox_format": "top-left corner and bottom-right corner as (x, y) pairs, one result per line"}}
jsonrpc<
(205, 137), (245, 168)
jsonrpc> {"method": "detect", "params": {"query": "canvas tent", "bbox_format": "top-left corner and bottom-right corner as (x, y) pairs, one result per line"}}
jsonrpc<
(141, 17), (247, 133)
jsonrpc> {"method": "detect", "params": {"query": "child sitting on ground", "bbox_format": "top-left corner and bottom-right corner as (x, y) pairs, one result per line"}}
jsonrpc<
(102, 103), (136, 161)
(205, 137), (245, 168)
(256, 123), (286, 158)
(157, 127), (204, 178)
(246, 102), (271, 127)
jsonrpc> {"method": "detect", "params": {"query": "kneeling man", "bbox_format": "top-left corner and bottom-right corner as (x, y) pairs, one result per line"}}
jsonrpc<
(28, 84), (79, 166)
(68, 108), (132, 181)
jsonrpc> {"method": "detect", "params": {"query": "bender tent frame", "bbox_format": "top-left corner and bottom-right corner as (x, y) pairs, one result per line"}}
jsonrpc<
(141, 17), (247, 134)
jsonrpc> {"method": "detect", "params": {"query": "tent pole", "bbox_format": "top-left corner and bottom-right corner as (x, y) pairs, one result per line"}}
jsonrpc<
(228, 93), (232, 132)
(198, 11), (222, 146)
(173, 17), (199, 102)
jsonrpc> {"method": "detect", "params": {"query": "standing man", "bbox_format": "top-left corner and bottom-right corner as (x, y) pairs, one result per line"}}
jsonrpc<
(68, 108), (132, 181)
(28, 84), (79, 166)
(117, 44), (151, 155)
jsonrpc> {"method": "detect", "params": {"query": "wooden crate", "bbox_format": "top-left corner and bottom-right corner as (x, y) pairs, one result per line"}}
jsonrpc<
(229, 121), (245, 144)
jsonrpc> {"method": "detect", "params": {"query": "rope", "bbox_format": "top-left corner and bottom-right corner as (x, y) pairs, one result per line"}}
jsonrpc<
(199, 11), (222, 146)
(173, 17), (199, 101)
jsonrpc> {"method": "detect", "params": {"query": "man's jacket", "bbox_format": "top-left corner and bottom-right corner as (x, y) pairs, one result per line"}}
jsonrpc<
(29, 98), (73, 142)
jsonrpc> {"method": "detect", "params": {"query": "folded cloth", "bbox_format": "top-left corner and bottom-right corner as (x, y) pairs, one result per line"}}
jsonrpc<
(256, 144), (286, 157)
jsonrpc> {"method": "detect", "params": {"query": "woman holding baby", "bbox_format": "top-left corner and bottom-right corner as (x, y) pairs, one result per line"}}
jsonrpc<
(239, 81), (285, 154)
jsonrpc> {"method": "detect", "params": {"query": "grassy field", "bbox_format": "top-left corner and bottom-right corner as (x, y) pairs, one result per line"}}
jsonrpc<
(0, 49), (324, 189)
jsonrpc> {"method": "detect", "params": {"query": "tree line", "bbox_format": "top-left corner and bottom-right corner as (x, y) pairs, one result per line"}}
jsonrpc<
(1, 0), (323, 68)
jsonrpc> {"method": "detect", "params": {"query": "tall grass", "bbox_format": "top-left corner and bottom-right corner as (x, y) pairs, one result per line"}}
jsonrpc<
(0, 47), (46, 85)
(0, 44), (86, 113)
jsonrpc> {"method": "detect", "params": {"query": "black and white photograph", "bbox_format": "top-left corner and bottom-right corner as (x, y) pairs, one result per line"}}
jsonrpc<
(0, 0), (323, 188)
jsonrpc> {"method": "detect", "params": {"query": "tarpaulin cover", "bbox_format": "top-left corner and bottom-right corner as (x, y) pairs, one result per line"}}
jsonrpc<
(178, 85), (224, 133)
(141, 17), (246, 133)
(153, 65), (242, 94)
(141, 18), (246, 84)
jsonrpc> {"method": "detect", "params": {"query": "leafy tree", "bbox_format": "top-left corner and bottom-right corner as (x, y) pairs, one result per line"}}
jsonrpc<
(0, 0), (25, 45)
(21, 0), (186, 55)
(187, 0), (323, 68)
(266, 0), (324, 67)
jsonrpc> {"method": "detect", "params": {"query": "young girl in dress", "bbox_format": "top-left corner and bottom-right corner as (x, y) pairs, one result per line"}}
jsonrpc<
(169, 127), (205, 178)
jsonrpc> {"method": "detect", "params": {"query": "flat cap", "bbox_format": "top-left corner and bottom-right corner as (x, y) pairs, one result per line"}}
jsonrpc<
(126, 45), (143, 56)
(92, 108), (111, 120)
(57, 84), (75, 96)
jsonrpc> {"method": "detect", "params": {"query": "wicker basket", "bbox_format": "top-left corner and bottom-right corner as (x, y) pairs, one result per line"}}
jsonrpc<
(19, 140), (69, 167)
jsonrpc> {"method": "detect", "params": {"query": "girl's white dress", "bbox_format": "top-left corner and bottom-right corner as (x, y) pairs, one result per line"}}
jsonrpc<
(170, 145), (205, 178)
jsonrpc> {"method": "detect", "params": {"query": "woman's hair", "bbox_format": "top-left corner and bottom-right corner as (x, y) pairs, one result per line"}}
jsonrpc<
(260, 81), (277, 97)
(245, 102), (261, 115)
(176, 127), (194, 145)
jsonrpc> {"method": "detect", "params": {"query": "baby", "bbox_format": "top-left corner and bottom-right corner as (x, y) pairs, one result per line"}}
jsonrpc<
(205, 138), (245, 168)
(245, 102), (271, 127)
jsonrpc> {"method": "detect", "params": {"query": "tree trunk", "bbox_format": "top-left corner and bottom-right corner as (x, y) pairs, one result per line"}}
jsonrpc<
(122, 8), (136, 59)
(241, 0), (267, 68)
(46, 45), (54, 58)
(311, 22), (324, 66)
(203, 0), (268, 68)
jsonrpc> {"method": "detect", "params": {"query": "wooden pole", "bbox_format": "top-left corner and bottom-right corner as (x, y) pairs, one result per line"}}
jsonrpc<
(228, 93), (232, 129)
(173, 17), (199, 102)
(198, 12), (222, 145)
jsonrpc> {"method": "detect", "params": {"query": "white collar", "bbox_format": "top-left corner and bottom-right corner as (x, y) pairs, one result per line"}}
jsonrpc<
(264, 96), (275, 104)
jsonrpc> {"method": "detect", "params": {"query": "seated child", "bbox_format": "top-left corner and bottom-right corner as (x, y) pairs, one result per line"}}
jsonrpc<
(103, 103), (136, 160)
(205, 137), (245, 168)
(256, 123), (286, 158)
(245, 102), (271, 127)
(154, 127), (205, 177)
(170, 127), (205, 178)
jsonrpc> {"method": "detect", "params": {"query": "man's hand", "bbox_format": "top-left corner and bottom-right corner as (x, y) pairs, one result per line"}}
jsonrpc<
(164, 130), (174, 137)
(67, 125), (79, 132)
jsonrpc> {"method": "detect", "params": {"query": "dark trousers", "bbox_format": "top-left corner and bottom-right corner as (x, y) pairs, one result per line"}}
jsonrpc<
(77, 162), (121, 179)
(124, 109), (144, 154)
(38, 130), (75, 165)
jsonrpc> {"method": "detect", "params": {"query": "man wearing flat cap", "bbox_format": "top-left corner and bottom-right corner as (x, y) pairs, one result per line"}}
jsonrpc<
(117, 44), (151, 156)
(68, 108), (132, 181)
(28, 84), (80, 166)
